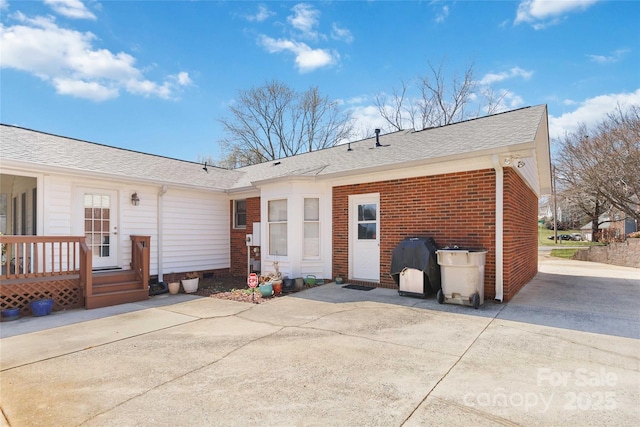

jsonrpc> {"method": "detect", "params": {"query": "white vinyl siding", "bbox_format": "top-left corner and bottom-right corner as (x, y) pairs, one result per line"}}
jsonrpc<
(161, 189), (230, 273)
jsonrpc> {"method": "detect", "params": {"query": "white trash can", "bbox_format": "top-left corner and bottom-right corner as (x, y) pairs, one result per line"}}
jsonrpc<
(436, 249), (487, 309)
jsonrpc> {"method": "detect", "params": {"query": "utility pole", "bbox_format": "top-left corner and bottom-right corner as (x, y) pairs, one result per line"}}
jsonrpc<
(552, 165), (558, 244)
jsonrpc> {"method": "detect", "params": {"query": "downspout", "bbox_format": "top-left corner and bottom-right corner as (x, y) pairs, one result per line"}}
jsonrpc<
(157, 185), (168, 282)
(491, 155), (504, 302)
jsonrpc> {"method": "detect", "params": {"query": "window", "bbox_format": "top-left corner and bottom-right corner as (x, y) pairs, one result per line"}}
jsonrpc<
(234, 200), (246, 229)
(304, 198), (320, 257)
(268, 199), (287, 256)
(357, 203), (377, 239)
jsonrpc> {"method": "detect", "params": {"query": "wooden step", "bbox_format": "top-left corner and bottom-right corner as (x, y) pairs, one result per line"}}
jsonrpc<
(92, 269), (136, 285)
(92, 281), (142, 294)
(85, 288), (149, 310)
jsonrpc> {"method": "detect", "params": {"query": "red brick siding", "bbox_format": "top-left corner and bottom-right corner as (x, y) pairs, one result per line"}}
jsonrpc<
(503, 169), (538, 300)
(333, 170), (497, 297)
(230, 197), (261, 277)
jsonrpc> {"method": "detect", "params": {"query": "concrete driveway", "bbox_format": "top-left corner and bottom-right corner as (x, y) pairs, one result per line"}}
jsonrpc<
(1, 258), (639, 426)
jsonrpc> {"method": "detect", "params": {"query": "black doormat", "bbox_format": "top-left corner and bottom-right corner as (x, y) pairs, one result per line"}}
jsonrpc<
(342, 284), (375, 291)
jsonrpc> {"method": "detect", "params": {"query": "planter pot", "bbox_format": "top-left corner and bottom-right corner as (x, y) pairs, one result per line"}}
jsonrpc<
(1, 308), (20, 321)
(181, 278), (199, 294)
(168, 282), (180, 295)
(30, 299), (53, 316)
(283, 278), (295, 293)
(272, 280), (283, 295)
(335, 277), (343, 285)
(258, 283), (273, 297)
(294, 277), (304, 291)
(304, 275), (316, 286)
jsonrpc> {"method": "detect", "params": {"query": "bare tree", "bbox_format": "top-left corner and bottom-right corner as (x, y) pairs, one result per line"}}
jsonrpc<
(375, 60), (511, 132)
(217, 80), (354, 167)
(554, 105), (640, 240)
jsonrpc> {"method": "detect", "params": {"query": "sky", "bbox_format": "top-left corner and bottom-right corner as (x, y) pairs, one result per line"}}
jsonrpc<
(1, 0), (639, 163)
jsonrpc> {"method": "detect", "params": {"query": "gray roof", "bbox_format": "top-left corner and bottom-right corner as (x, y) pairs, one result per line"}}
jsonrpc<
(1, 105), (548, 192)
(0, 125), (242, 191)
(232, 104), (548, 189)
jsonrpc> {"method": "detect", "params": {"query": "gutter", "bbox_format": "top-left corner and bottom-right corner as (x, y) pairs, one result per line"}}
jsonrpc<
(157, 185), (168, 281)
(491, 155), (504, 302)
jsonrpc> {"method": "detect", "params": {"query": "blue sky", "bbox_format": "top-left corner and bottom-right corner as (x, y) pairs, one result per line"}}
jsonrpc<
(1, 0), (638, 162)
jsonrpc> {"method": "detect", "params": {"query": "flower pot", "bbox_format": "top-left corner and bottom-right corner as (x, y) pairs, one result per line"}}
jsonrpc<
(258, 283), (273, 297)
(1, 308), (20, 321)
(168, 282), (180, 294)
(294, 277), (304, 291)
(181, 278), (199, 293)
(272, 280), (282, 295)
(335, 277), (343, 285)
(304, 275), (316, 286)
(283, 278), (295, 293)
(30, 299), (53, 316)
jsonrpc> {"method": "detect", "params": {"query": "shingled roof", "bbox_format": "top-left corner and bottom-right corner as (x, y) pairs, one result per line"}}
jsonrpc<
(232, 104), (549, 189)
(0, 124), (242, 191)
(1, 104), (549, 192)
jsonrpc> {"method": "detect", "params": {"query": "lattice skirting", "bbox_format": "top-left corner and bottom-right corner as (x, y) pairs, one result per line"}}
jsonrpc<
(1, 279), (84, 315)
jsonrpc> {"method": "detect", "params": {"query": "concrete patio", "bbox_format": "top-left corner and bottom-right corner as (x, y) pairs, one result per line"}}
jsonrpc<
(1, 257), (638, 426)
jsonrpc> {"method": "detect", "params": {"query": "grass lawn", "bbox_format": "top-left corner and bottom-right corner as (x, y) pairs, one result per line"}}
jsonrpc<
(538, 227), (601, 247)
(549, 248), (581, 258)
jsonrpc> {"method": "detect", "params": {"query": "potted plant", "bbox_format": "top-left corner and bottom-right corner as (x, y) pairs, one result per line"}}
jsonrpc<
(181, 272), (199, 294)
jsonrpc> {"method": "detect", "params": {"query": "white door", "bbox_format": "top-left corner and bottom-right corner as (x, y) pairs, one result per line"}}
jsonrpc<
(349, 193), (380, 282)
(80, 190), (119, 269)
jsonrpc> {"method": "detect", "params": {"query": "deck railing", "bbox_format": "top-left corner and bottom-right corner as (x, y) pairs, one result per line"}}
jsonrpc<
(130, 235), (150, 290)
(1, 235), (149, 312)
(0, 235), (88, 280)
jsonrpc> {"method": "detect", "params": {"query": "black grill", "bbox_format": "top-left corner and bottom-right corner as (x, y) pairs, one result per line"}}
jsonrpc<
(390, 237), (441, 295)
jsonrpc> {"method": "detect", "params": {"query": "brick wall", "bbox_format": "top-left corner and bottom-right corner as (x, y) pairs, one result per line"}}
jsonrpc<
(503, 168), (539, 300)
(572, 238), (640, 268)
(333, 170), (497, 296)
(230, 197), (261, 277)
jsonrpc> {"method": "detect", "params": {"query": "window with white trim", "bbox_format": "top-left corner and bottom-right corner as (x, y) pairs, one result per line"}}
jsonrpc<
(268, 199), (287, 256)
(304, 198), (320, 257)
(234, 200), (246, 229)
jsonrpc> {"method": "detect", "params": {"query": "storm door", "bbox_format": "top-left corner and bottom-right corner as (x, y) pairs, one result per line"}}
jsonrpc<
(349, 193), (380, 282)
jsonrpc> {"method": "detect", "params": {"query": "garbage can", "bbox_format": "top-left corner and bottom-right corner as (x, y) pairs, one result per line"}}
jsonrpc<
(436, 248), (487, 309)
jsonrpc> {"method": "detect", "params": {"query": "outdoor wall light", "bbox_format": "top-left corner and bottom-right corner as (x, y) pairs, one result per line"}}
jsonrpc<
(517, 159), (526, 168)
(131, 192), (140, 206)
(503, 156), (512, 166)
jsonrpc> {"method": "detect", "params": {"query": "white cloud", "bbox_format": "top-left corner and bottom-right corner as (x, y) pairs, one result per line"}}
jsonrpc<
(515, 0), (599, 28)
(0, 12), (190, 101)
(331, 23), (353, 43)
(44, 0), (96, 20)
(0, 0), (8, 10)
(259, 35), (335, 73)
(245, 5), (273, 22)
(53, 77), (117, 101)
(548, 89), (640, 139)
(588, 48), (630, 64)
(287, 3), (320, 39)
(479, 67), (534, 85)
(435, 5), (449, 23)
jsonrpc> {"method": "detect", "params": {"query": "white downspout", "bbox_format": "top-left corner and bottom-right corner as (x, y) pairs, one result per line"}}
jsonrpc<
(491, 155), (504, 302)
(157, 185), (168, 282)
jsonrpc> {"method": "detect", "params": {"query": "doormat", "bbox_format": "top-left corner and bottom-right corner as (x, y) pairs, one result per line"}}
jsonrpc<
(342, 284), (375, 291)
